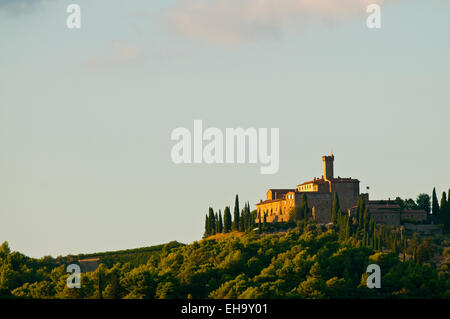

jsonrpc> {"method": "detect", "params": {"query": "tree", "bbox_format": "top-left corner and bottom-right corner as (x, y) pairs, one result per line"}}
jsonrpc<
(356, 197), (366, 231)
(248, 208), (256, 231)
(258, 217), (262, 233)
(0, 263), (18, 291)
(93, 264), (107, 299)
(361, 206), (370, 247)
(233, 194), (240, 231)
(404, 199), (418, 210)
(218, 210), (223, 233)
(331, 192), (340, 224)
(204, 214), (209, 237)
(440, 192), (447, 213)
(395, 197), (405, 210)
(289, 207), (301, 222)
(215, 212), (219, 234)
(416, 193), (431, 214)
(0, 242), (11, 258)
(103, 265), (124, 299)
(443, 206), (450, 233)
(432, 187), (440, 219)
(440, 193), (450, 233)
(289, 194), (309, 224)
(299, 194), (309, 225)
(208, 208), (216, 235)
(223, 207), (232, 233)
(238, 204), (247, 232)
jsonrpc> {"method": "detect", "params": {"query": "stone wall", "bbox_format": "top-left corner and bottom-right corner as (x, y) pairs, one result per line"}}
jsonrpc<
(330, 180), (360, 215)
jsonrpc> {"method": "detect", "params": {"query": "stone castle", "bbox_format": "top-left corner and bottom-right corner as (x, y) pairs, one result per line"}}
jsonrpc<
(256, 154), (427, 226)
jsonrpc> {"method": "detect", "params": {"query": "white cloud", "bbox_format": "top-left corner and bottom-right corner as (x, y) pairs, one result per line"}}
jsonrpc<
(162, 0), (384, 45)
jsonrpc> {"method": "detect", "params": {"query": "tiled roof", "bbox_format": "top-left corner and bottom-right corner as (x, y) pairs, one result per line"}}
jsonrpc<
(298, 177), (359, 186)
(78, 258), (100, 262)
(256, 199), (282, 205)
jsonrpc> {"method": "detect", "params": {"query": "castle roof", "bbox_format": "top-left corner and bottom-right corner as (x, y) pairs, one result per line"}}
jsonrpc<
(256, 199), (282, 206)
(331, 177), (359, 183)
(298, 178), (327, 186)
(298, 177), (359, 186)
(78, 258), (100, 262)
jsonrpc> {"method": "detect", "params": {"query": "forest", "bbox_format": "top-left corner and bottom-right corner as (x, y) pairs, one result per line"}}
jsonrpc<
(0, 192), (449, 299)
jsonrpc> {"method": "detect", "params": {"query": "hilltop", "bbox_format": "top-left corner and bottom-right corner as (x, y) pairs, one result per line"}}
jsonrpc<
(1, 225), (448, 299)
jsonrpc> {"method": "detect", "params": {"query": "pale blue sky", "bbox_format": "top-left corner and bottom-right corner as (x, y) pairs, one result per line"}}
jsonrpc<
(1, 0), (449, 258)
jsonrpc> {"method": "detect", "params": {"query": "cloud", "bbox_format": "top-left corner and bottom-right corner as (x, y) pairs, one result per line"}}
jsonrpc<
(161, 0), (384, 45)
(86, 41), (146, 68)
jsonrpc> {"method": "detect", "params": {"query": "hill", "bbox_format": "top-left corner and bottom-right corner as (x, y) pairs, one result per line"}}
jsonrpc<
(1, 226), (448, 299)
(58, 241), (185, 268)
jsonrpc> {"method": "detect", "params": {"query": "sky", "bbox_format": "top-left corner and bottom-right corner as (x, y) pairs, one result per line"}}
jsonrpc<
(0, 0), (449, 258)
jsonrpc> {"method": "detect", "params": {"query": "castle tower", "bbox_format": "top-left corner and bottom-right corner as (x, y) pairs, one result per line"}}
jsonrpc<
(322, 154), (334, 181)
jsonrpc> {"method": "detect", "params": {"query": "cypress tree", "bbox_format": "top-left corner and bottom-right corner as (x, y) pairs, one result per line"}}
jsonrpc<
(224, 206), (232, 232)
(263, 212), (267, 231)
(432, 187), (440, 219)
(440, 192), (448, 225)
(440, 194), (450, 233)
(332, 192), (340, 224)
(218, 210), (223, 233)
(369, 218), (375, 238)
(208, 207), (216, 235)
(363, 206), (369, 229)
(299, 193), (308, 222)
(241, 203), (249, 231)
(356, 198), (365, 231)
(248, 207), (255, 231)
(440, 192), (447, 210)
(377, 232), (382, 251)
(204, 214), (209, 237)
(241, 204), (247, 231)
(246, 203), (252, 231)
(215, 212), (219, 233)
(258, 217), (262, 233)
(239, 213), (245, 232)
(345, 216), (350, 241)
(402, 237), (407, 262)
(233, 194), (240, 231)
(361, 206), (369, 247)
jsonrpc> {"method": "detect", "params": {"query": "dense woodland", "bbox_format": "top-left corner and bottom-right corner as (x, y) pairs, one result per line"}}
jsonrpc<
(0, 191), (449, 299)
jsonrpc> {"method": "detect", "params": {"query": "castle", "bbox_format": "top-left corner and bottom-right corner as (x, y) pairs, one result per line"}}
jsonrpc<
(256, 154), (427, 226)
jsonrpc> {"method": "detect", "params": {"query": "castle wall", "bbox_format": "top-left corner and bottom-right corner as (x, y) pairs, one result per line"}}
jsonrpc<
(330, 181), (360, 216)
(303, 193), (332, 223)
(257, 199), (292, 223)
(257, 191), (333, 224)
(256, 155), (361, 225)
(370, 212), (401, 227)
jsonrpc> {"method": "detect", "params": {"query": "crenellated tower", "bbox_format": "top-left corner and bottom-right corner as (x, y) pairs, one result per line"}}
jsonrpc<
(322, 154), (334, 181)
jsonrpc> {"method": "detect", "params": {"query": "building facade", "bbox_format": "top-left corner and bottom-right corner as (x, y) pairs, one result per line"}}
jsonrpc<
(255, 154), (427, 226)
(348, 199), (427, 227)
(256, 154), (360, 224)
